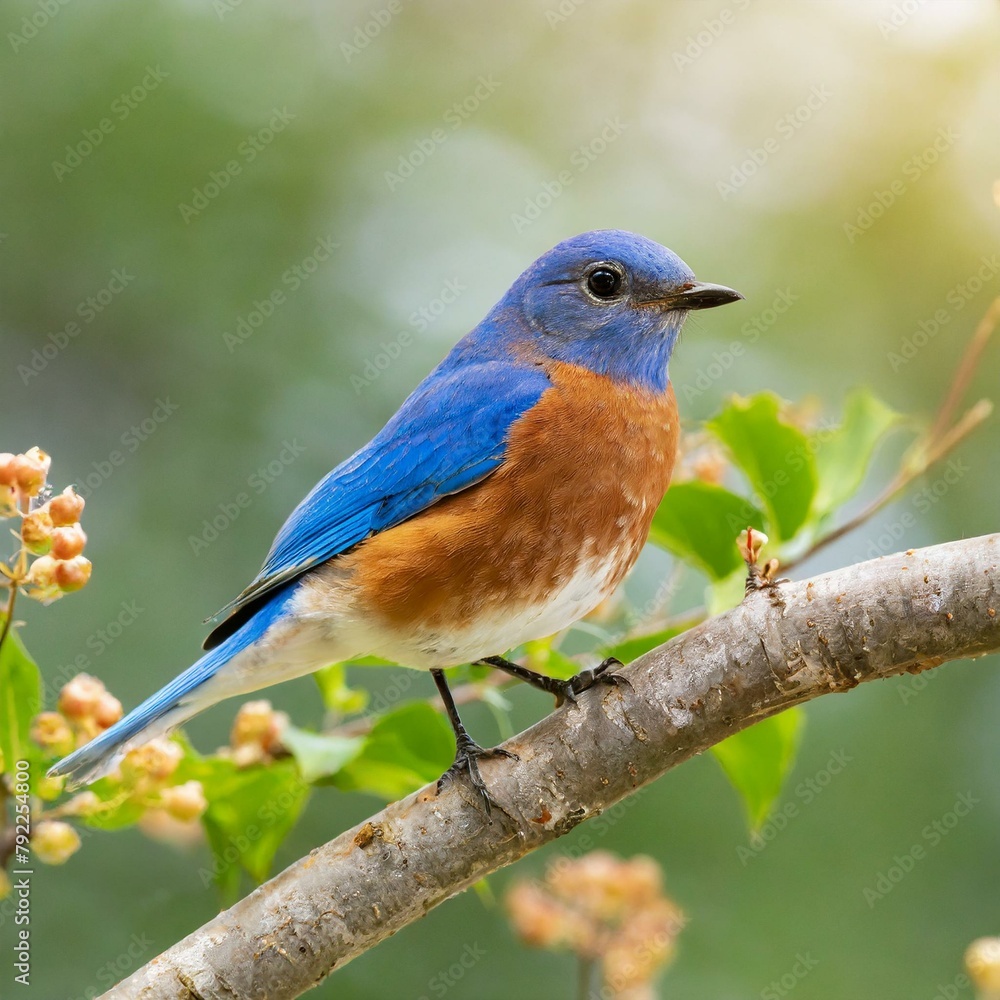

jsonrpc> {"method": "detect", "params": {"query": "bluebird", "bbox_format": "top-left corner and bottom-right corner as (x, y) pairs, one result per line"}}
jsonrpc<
(50, 230), (741, 807)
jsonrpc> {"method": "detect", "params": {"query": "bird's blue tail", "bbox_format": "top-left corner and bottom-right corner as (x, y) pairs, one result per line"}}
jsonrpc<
(48, 586), (297, 788)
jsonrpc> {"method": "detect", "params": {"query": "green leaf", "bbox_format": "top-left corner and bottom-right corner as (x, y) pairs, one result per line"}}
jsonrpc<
(313, 662), (369, 715)
(334, 702), (455, 800)
(650, 481), (765, 580)
(711, 708), (805, 829)
(707, 393), (817, 542)
(812, 388), (902, 519)
(182, 755), (310, 895)
(281, 724), (363, 783)
(600, 626), (685, 664)
(0, 620), (42, 778)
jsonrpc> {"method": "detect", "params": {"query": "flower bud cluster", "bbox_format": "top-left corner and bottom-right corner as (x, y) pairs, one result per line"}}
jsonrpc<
(506, 851), (685, 997)
(33, 676), (207, 838)
(227, 699), (289, 767)
(1, 448), (90, 603)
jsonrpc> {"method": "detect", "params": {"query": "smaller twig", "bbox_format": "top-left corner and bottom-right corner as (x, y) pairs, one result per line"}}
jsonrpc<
(0, 495), (29, 652)
(927, 296), (1000, 447)
(784, 294), (998, 574)
(785, 398), (992, 572)
(0, 825), (16, 870)
(907, 398), (994, 475)
(577, 956), (597, 1000)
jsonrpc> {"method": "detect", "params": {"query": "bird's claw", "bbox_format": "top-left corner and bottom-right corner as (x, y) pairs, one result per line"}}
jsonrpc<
(437, 736), (518, 819)
(554, 656), (631, 708)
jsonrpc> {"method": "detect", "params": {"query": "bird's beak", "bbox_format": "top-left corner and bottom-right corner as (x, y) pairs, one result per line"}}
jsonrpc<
(643, 281), (744, 311)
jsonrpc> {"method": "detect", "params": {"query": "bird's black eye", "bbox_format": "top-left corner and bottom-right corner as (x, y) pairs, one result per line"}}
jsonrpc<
(587, 267), (623, 299)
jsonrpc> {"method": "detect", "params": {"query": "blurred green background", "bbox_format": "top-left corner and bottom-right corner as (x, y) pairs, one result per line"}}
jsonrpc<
(2, 1), (999, 997)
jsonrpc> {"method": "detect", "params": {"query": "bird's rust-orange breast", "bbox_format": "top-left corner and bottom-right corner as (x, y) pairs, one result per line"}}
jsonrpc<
(339, 360), (679, 639)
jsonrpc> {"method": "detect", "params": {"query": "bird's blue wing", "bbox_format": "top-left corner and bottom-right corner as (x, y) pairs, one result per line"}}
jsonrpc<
(203, 360), (550, 646)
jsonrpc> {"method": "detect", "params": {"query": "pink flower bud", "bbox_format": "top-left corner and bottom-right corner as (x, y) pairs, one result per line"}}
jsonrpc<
(160, 781), (208, 822)
(48, 486), (85, 527)
(25, 555), (61, 600)
(93, 692), (123, 729)
(231, 699), (287, 755)
(13, 447), (50, 497)
(31, 711), (75, 754)
(138, 809), (206, 848)
(32, 821), (81, 865)
(21, 508), (54, 555)
(121, 738), (183, 784)
(58, 673), (108, 721)
(55, 555), (92, 592)
(967, 938), (1000, 993)
(737, 527), (768, 566)
(691, 448), (727, 485)
(51, 523), (87, 559)
(0, 453), (17, 487)
(62, 791), (102, 817)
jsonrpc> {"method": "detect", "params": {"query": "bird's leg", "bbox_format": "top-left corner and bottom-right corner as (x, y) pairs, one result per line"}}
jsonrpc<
(432, 668), (515, 818)
(478, 655), (630, 709)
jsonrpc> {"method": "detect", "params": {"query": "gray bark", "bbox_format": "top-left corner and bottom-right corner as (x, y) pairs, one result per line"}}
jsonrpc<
(102, 534), (1000, 999)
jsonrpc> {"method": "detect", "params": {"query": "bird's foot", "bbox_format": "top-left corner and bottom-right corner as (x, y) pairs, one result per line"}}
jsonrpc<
(478, 654), (630, 708)
(550, 656), (631, 708)
(437, 735), (517, 819)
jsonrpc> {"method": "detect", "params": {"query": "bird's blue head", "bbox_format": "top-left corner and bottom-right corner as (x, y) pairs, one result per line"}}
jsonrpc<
(482, 230), (742, 393)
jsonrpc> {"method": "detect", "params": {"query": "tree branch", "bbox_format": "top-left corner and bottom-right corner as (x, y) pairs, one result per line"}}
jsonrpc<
(102, 534), (1000, 999)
